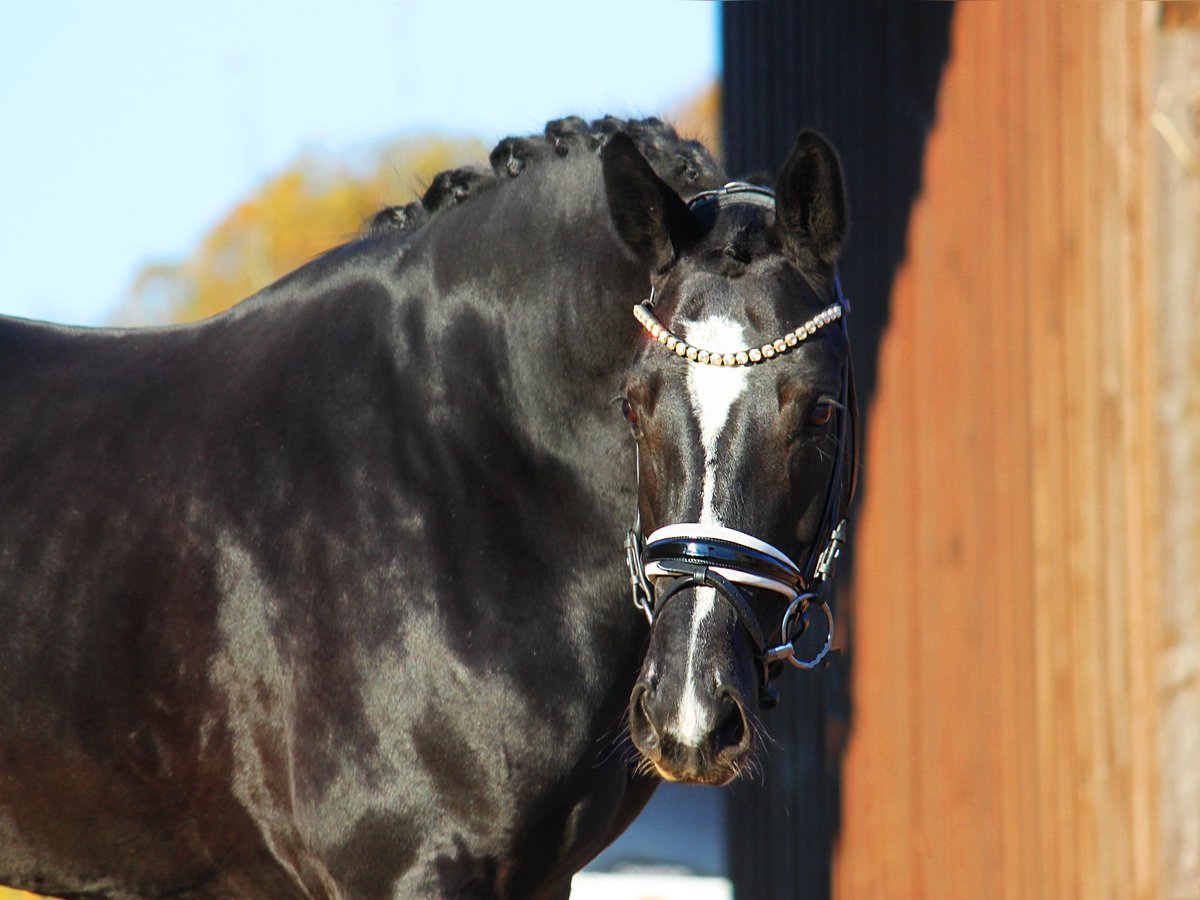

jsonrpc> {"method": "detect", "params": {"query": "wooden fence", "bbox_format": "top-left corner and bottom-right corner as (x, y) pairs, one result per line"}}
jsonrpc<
(831, 5), (1198, 899)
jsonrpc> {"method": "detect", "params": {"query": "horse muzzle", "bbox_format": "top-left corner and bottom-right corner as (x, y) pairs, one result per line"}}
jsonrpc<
(628, 673), (753, 786)
(623, 522), (838, 783)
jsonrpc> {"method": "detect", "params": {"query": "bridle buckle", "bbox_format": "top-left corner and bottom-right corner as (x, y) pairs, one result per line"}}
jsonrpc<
(624, 527), (655, 624)
(814, 519), (849, 584)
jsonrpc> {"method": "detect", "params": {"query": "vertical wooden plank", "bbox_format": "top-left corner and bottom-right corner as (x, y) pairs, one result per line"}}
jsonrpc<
(832, 4), (1162, 898)
(1067, 8), (1103, 897)
(1154, 8), (1200, 898)
(1118, 8), (1161, 897)
(836, 166), (921, 899)
(1029, 5), (1075, 895)
(1100, 9), (1124, 889)
(991, 5), (1040, 897)
(908, 28), (944, 895)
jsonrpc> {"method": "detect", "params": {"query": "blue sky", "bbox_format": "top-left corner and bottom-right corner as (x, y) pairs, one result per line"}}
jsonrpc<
(1, 2), (718, 325)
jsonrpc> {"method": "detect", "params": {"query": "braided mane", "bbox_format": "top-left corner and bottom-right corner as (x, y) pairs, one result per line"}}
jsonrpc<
(365, 116), (726, 238)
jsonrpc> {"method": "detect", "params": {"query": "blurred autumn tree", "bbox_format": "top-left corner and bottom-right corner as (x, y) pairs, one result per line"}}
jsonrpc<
(673, 83), (720, 161)
(115, 137), (485, 324)
(115, 86), (719, 326)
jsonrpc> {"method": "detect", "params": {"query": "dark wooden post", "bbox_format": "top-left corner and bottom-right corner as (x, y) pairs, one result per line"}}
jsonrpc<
(721, 5), (954, 898)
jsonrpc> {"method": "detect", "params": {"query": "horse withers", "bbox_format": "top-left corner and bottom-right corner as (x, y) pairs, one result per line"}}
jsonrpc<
(0, 117), (853, 898)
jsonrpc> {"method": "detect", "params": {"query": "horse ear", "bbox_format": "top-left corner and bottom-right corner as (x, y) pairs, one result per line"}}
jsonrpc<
(602, 133), (704, 272)
(775, 130), (848, 268)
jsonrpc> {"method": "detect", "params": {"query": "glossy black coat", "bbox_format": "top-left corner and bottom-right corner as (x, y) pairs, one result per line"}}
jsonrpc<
(0, 122), (849, 898)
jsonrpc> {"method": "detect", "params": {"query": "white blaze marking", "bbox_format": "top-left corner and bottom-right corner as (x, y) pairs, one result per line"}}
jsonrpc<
(681, 315), (751, 526)
(676, 586), (718, 744)
(674, 315), (751, 744)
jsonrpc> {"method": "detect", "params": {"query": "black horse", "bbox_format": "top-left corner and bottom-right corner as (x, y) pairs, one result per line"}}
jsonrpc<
(0, 116), (854, 898)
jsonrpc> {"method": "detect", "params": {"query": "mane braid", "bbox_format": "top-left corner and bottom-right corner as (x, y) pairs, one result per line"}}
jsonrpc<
(364, 116), (726, 239)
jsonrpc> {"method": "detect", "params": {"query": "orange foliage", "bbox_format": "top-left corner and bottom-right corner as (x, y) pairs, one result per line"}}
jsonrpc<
(118, 137), (484, 324)
(671, 83), (722, 162)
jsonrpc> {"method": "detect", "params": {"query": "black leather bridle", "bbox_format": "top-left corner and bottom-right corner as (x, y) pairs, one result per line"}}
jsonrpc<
(623, 182), (859, 709)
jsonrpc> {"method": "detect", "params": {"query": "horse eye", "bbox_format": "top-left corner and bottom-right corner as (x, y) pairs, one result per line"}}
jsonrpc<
(808, 402), (835, 428)
(620, 398), (639, 426)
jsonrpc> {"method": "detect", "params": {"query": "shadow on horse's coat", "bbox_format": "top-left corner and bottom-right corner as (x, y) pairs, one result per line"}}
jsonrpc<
(0, 116), (852, 898)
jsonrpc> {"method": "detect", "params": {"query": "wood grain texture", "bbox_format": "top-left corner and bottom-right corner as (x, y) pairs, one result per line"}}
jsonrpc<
(1154, 8), (1200, 897)
(834, 6), (1167, 898)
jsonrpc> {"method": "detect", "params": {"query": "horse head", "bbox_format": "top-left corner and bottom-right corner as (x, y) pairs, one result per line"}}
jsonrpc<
(603, 130), (855, 785)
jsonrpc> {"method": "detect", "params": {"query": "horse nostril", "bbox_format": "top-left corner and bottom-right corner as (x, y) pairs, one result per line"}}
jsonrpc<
(629, 682), (660, 749)
(714, 696), (748, 753)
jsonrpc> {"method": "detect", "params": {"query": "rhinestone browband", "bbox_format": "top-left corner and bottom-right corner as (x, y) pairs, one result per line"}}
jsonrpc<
(632, 300), (844, 367)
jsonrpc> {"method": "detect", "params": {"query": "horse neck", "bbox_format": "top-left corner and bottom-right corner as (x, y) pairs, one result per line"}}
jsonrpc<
(417, 158), (645, 472)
